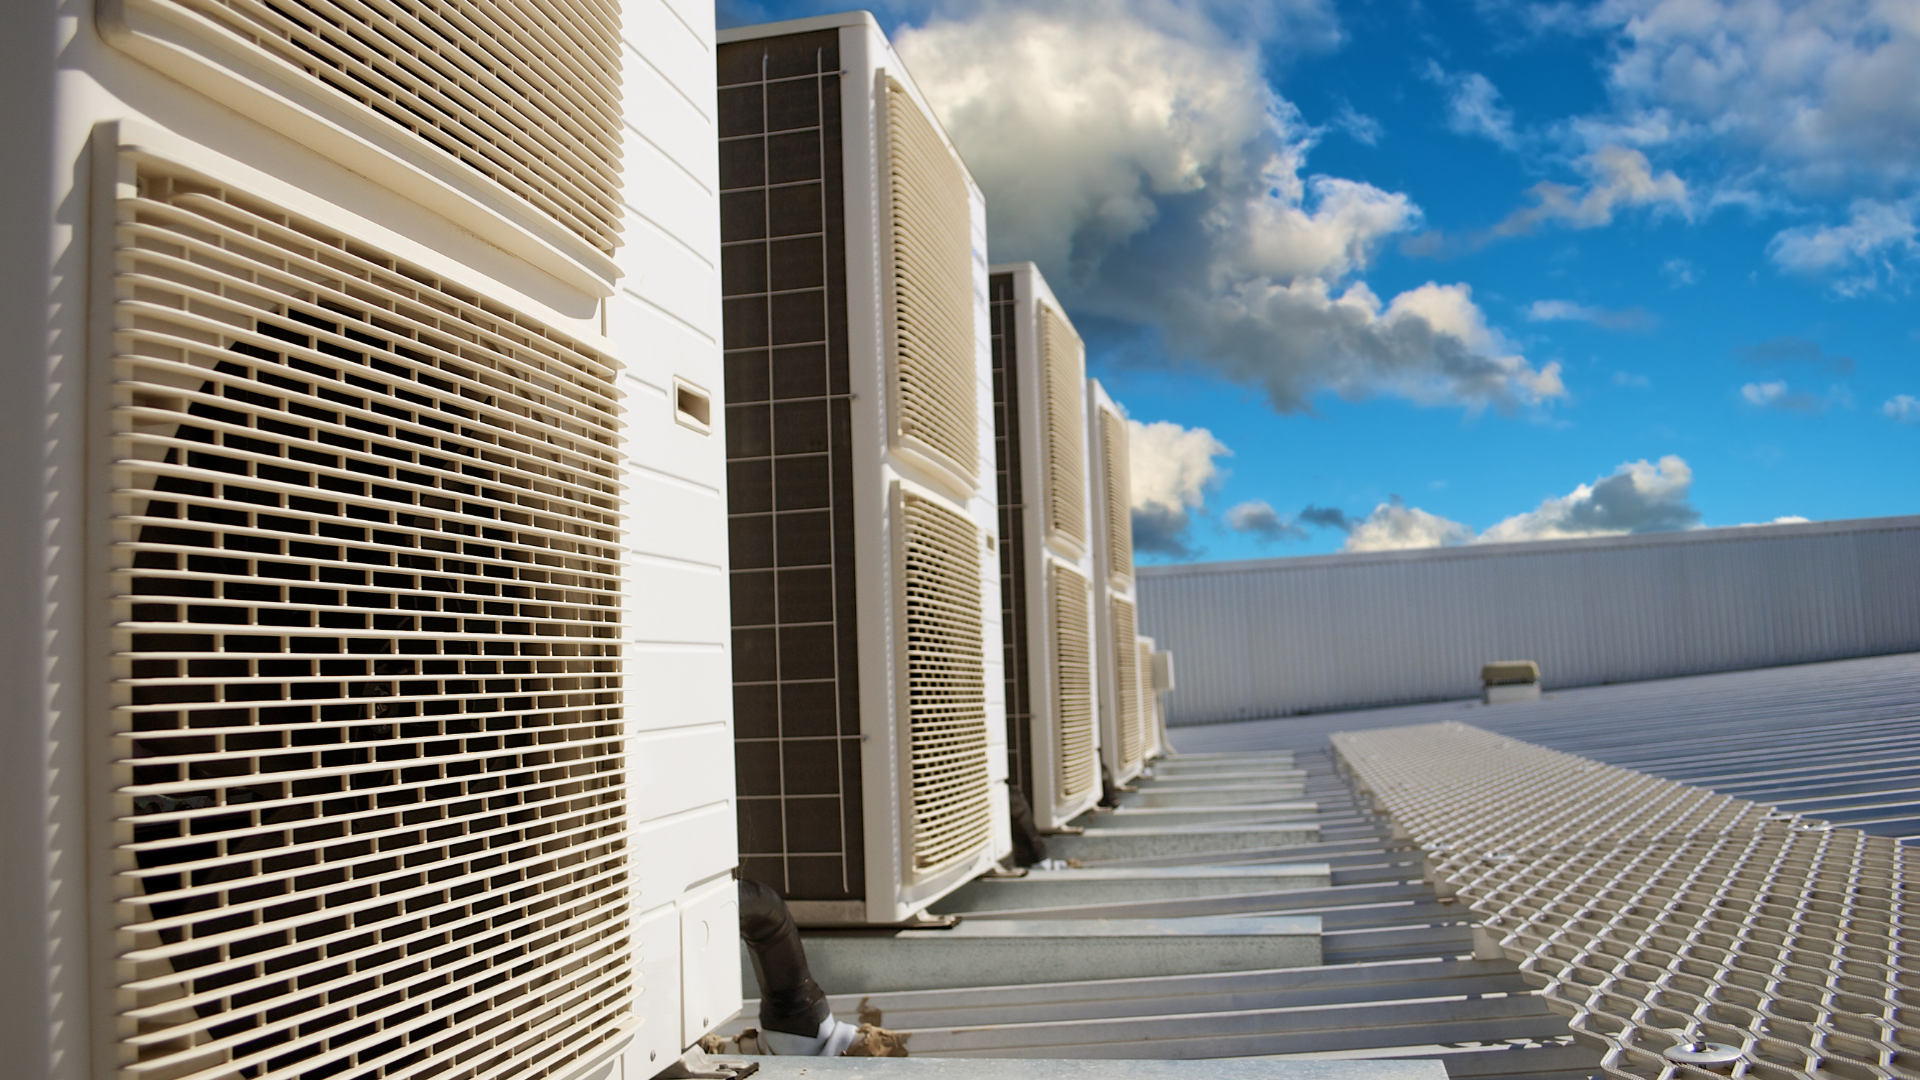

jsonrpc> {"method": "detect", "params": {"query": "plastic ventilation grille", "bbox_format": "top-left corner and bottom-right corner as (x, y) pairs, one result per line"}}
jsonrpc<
(131, 0), (624, 254)
(899, 493), (992, 873)
(885, 81), (978, 487)
(1099, 408), (1132, 585)
(1110, 597), (1140, 770)
(1333, 722), (1920, 1080)
(1039, 305), (1086, 551)
(110, 166), (629, 1080)
(1049, 564), (1095, 800)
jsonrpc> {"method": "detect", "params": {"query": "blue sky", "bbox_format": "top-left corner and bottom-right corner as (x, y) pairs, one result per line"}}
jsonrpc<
(718, 0), (1920, 562)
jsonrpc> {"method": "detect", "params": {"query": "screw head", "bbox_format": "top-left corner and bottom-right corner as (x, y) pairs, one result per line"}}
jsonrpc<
(1663, 1041), (1741, 1067)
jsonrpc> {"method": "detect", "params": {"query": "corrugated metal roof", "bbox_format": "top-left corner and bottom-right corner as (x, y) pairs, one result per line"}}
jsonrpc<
(1135, 517), (1920, 724)
(1174, 651), (1920, 844)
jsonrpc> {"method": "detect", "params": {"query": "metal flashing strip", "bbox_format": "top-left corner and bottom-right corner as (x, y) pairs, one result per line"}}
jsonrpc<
(1333, 721), (1919, 1080)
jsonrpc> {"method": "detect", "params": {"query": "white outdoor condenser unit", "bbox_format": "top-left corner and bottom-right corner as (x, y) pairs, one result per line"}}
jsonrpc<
(988, 263), (1103, 831)
(717, 13), (1012, 926)
(26, 0), (742, 1075)
(1087, 379), (1146, 786)
(1148, 644), (1177, 757)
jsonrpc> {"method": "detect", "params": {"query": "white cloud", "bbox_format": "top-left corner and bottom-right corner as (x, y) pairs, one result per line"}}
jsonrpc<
(1662, 257), (1699, 287)
(1494, 145), (1690, 235)
(1613, 371), (1651, 388)
(896, 0), (1565, 413)
(1342, 498), (1473, 552)
(1885, 395), (1920, 424)
(1477, 456), (1700, 544)
(1525, 298), (1658, 330)
(1768, 198), (1918, 292)
(1741, 379), (1846, 414)
(1332, 102), (1383, 146)
(1597, 0), (1920, 191)
(1127, 418), (1230, 555)
(1423, 62), (1518, 148)
(1225, 499), (1306, 542)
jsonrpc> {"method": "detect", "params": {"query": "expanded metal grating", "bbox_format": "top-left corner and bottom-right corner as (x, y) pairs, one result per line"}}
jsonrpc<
(110, 161), (629, 1080)
(899, 491), (992, 873)
(884, 79), (977, 489)
(123, 0), (626, 254)
(1333, 721), (1920, 1080)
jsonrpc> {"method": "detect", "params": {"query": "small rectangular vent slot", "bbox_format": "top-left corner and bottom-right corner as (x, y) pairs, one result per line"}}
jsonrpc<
(1040, 304), (1087, 552)
(1100, 408), (1133, 587)
(899, 493), (992, 873)
(885, 80), (977, 488)
(1111, 597), (1141, 770)
(1050, 565), (1095, 800)
(129, 0), (625, 253)
(108, 164), (628, 1080)
(674, 379), (712, 433)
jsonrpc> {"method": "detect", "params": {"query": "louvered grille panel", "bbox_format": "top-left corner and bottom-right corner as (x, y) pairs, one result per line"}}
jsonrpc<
(885, 82), (977, 487)
(130, 0), (624, 253)
(1111, 597), (1141, 770)
(1039, 305), (1086, 552)
(1100, 408), (1133, 585)
(1050, 566), (1095, 800)
(1136, 638), (1155, 757)
(109, 165), (629, 1080)
(899, 494), (992, 873)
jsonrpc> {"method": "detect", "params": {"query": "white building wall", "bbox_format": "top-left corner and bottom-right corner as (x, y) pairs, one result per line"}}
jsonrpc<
(1138, 516), (1920, 726)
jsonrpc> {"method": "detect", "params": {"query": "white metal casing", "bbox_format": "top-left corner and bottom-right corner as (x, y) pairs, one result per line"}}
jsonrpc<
(1137, 635), (1165, 761)
(1087, 378), (1144, 786)
(20, 2), (741, 1078)
(991, 262), (1103, 831)
(717, 12), (1012, 926)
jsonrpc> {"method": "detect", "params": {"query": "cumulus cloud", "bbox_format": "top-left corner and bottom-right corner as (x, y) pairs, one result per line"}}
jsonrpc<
(1768, 199), (1918, 292)
(1127, 418), (1229, 556)
(1423, 62), (1518, 149)
(1225, 500), (1307, 542)
(1477, 456), (1701, 543)
(1331, 102), (1383, 146)
(1342, 498), (1473, 552)
(1298, 504), (1354, 531)
(1884, 395), (1920, 424)
(1525, 299), (1658, 331)
(1493, 145), (1690, 236)
(1661, 258), (1699, 287)
(895, 0), (1565, 413)
(1597, 0), (1920, 191)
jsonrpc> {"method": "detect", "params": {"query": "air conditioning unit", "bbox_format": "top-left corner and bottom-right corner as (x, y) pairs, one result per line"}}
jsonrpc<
(717, 14), (1011, 926)
(1149, 646), (1177, 754)
(987, 263), (1103, 831)
(27, 0), (740, 1074)
(1087, 379), (1145, 785)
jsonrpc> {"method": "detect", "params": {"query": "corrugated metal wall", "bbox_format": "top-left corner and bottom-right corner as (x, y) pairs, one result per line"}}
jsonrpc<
(1137, 516), (1920, 725)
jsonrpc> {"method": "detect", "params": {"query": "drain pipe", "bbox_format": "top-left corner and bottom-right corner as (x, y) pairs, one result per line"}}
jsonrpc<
(737, 879), (861, 1056)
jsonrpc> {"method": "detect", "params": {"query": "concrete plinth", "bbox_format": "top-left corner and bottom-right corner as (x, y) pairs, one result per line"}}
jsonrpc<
(1120, 784), (1305, 808)
(932, 864), (1334, 913)
(1097, 803), (1317, 827)
(1046, 823), (1320, 861)
(766, 916), (1322, 993)
(734, 1057), (1445, 1080)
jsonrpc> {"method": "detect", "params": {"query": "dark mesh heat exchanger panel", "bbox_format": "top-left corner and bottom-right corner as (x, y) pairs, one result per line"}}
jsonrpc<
(987, 272), (1032, 801)
(126, 0), (624, 253)
(108, 163), (628, 1080)
(900, 493), (993, 873)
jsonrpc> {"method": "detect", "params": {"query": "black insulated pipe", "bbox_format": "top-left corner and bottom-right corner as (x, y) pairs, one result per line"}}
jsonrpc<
(737, 878), (832, 1038)
(1008, 787), (1047, 866)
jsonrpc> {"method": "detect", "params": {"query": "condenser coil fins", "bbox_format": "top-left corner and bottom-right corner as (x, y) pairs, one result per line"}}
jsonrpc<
(1050, 564), (1096, 799)
(107, 162), (629, 1080)
(119, 0), (625, 253)
(1040, 305), (1087, 552)
(885, 80), (978, 490)
(899, 492), (993, 874)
